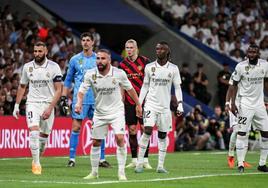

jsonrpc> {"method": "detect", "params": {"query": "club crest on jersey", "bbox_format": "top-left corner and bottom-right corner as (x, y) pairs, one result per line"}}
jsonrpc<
(92, 74), (97, 84)
(151, 67), (156, 76)
(79, 59), (83, 65)
(137, 65), (142, 71)
(112, 78), (117, 85)
(245, 66), (249, 72)
(29, 67), (33, 72)
(261, 70), (264, 74)
(168, 73), (172, 78)
(46, 72), (50, 78)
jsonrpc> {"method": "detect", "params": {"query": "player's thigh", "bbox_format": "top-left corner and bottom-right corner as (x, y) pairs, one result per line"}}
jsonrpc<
(26, 103), (42, 128)
(110, 112), (126, 135)
(143, 108), (157, 128)
(40, 105), (55, 135)
(252, 106), (268, 132)
(84, 104), (94, 119)
(91, 117), (109, 139)
(157, 111), (172, 132)
(237, 105), (254, 132)
(229, 110), (238, 128)
(125, 104), (138, 126)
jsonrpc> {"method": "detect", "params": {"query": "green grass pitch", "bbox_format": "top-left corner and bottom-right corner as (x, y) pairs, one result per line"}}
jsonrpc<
(0, 151), (267, 188)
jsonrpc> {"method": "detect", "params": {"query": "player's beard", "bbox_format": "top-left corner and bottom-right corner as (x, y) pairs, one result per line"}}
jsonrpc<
(97, 63), (107, 72)
(248, 56), (258, 65)
(34, 54), (46, 64)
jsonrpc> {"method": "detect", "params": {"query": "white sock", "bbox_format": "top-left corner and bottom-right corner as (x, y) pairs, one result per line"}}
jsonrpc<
(137, 133), (151, 167)
(30, 130), (40, 165)
(90, 146), (100, 175)
(117, 144), (127, 176)
(144, 157), (148, 163)
(236, 134), (248, 167)
(259, 137), (268, 166)
(39, 136), (47, 156)
(158, 138), (167, 169)
(132, 158), (137, 163)
(228, 131), (237, 157)
(219, 137), (226, 150)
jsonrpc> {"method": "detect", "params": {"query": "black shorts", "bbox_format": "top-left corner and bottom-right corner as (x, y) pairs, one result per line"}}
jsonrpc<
(125, 104), (143, 126)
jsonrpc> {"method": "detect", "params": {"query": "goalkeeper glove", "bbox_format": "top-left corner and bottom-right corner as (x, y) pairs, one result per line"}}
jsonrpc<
(60, 96), (70, 116)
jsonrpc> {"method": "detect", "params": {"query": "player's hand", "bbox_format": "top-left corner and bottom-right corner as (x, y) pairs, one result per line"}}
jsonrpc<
(75, 103), (82, 114)
(42, 106), (53, 120)
(59, 96), (70, 116)
(135, 104), (142, 118)
(230, 103), (238, 117)
(224, 102), (230, 113)
(175, 102), (184, 117)
(12, 103), (20, 119)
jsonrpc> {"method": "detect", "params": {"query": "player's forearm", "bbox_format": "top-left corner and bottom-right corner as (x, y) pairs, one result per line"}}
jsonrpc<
(15, 85), (26, 104)
(76, 92), (84, 105)
(49, 83), (62, 109)
(62, 86), (70, 97)
(127, 88), (141, 106)
(174, 85), (183, 103)
(139, 83), (149, 104)
(229, 85), (238, 105)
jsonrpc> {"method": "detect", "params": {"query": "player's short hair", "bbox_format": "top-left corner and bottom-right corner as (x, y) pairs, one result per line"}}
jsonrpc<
(125, 39), (138, 48)
(34, 41), (47, 47)
(248, 43), (259, 50)
(97, 49), (111, 57)
(80, 32), (94, 41)
(158, 41), (171, 60)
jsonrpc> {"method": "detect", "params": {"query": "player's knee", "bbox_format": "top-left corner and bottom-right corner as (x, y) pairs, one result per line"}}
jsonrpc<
(158, 131), (167, 139)
(115, 135), (125, 147)
(128, 125), (137, 135)
(260, 131), (268, 138)
(92, 139), (102, 147)
(237, 131), (247, 136)
(144, 127), (153, 136)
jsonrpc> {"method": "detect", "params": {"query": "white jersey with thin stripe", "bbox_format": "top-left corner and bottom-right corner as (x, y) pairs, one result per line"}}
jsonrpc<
(79, 66), (133, 119)
(142, 61), (181, 113)
(20, 58), (62, 104)
(230, 58), (268, 108)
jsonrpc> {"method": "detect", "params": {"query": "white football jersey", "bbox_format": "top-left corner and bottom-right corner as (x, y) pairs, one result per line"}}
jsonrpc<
(20, 58), (62, 104)
(230, 58), (268, 108)
(141, 61), (181, 113)
(79, 66), (133, 119)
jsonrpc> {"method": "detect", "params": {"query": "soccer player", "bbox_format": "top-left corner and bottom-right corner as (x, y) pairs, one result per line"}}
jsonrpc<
(228, 44), (268, 173)
(135, 41), (184, 173)
(75, 49), (142, 180)
(225, 83), (251, 169)
(13, 41), (63, 175)
(60, 32), (109, 167)
(119, 39), (152, 169)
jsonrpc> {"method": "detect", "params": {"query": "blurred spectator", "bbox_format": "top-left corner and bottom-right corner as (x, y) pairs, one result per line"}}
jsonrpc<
(89, 27), (101, 50)
(193, 63), (211, 105)
(217, 63), (231, 110)
(180, 62), (195, 96)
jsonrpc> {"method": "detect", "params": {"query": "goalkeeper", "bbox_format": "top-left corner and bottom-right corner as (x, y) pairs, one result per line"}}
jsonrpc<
(60, 32), (110, 168)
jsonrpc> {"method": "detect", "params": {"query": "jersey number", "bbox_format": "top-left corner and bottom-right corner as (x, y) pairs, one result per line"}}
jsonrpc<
(143, 110), (151, 119)
(238, 116), (247, 125)
(27, 111), (33, 120)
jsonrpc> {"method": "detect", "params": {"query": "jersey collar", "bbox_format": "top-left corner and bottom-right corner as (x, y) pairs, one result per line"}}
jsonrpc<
(155, 60), (170, 68)
(96, 66), (113, 77)
(33, 58), (48, 68)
